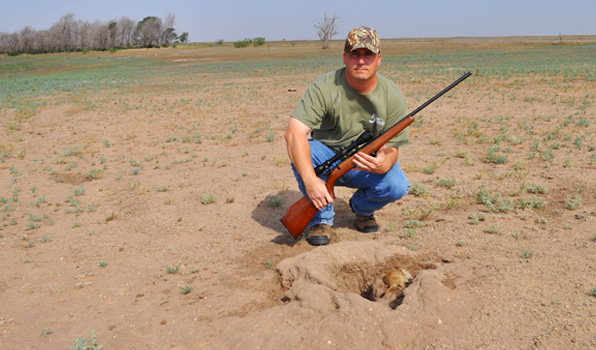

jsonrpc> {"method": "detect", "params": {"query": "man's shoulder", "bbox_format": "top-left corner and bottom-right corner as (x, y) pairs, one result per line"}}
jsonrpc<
(376, 73), (401, 90)
(311, 68), (345, 88)
(376, 74), (405, 100)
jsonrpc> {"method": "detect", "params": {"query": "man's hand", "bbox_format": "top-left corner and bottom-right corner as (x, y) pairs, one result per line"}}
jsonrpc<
(304, 175), (334, 210)
(353, 145), (399, 174)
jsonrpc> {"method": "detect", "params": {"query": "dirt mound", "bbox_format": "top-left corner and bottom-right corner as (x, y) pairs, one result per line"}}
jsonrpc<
(207, 241), (477, 349)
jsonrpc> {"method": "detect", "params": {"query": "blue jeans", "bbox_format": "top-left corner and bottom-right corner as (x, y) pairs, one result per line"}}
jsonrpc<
(291, 139), (411, 228)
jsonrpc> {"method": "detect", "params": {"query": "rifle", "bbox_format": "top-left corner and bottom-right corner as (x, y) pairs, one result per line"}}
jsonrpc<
(281, 71), (472, 239)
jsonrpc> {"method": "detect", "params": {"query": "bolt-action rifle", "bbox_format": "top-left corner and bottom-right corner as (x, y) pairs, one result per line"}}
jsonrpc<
(281, 71), (472, 239)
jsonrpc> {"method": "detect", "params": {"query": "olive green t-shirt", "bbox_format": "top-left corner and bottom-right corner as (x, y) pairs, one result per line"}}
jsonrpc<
(292, 68), (409, 151)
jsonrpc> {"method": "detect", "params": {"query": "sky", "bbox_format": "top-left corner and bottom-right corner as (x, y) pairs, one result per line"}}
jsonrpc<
(0, 0), (594, 42)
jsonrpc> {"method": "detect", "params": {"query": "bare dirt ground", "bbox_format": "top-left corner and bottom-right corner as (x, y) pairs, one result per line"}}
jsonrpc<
(1, 38), (595, 349)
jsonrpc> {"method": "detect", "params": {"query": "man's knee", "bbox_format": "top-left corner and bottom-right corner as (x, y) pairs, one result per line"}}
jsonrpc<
(386, 179), (410, 201)
(377, 171), (410, 202)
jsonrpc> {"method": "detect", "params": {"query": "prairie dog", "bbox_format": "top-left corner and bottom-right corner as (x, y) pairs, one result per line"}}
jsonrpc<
(382, 268), (413, 296)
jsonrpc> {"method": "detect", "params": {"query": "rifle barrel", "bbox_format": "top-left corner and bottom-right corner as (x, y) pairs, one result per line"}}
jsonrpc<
(408, 71), (472, 117)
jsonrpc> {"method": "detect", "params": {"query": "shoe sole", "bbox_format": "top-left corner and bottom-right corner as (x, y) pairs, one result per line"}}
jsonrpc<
(357, 225), (379, 233)
(306, 235), (330, 246)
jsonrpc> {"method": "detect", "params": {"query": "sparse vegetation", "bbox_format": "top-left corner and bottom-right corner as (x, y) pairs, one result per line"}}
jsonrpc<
(516, 196), (547, 210)
(166, 265), (180, 274)
(86, 168), (103, 180)
(0, 36), (594, 350)
(522, 249), (534, 259)
(200, 193), (217, 205)
(527, 183), (547, 194)
(404, 220), (423, 228)
(180, 285), (193, 294)
(487, 145), (508, 164)
(487, 225), (504, 235)
(384, 222), (398, 232)
(71, 330), (102, 350)
(473, 187), (514, 213)
(404, 204), (435, 221)
(409, 182), (429, 197)
(404, 228), (418, 237)
(436, 178), (457, 188)
(266, 194), (283, 208)
(566, 194), (583, 210)
(469, 213), (487, 225)
(234, 37), (267, 48)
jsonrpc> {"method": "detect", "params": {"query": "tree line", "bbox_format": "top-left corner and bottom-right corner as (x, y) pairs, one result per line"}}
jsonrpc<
(0, 13), (189, 55)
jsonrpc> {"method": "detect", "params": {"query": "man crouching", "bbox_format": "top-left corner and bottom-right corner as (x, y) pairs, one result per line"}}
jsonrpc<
(284, 26), (411, 246)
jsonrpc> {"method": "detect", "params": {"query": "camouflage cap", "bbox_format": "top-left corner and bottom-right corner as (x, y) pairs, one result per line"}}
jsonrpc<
(344, 26), (380, 54)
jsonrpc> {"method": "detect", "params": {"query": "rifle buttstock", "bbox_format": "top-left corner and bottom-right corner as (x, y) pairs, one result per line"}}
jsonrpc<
(281, 196), (319, 239)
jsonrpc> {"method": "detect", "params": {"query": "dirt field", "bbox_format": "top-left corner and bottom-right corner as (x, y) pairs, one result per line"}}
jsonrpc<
(1, 37), (595, 349)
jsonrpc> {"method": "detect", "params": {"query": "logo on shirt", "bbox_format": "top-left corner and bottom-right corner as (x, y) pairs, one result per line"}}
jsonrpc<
(368, 114), (385, 128)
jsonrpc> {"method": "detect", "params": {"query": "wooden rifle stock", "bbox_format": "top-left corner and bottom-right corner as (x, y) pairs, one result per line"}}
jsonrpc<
(281, 71), (472, 239)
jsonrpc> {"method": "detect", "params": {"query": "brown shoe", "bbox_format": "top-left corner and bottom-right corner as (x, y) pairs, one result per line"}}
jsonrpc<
(306, 224), (331, 246)
(354, 213), (379, 233)
(350, 198), (379, 233)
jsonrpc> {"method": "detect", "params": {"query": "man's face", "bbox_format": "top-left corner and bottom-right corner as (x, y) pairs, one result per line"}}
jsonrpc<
(343, 48), (381, 82)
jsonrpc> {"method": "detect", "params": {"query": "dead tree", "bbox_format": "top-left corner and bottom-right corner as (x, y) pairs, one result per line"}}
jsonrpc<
(314, 13), (340, 49)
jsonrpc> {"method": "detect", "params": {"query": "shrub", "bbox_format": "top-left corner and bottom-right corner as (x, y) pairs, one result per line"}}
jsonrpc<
(515, 196), (548, 210)
(473, 187), (514, 213)
(404, 228), (417, 237)
(487, 225), (503, 235)
(487, 146), (508, 164)
(266, 194), (283, 208)
(71, 330), (102, 350)
(527, 183), (547, 194)
(166, 265), (180, 274)
(469, 213), (486, 225)
(384, 222), (398, 232)
(566, 194), (582, 210)
(233, 37), (266, 48)
(409, 182), (429, 197)
(436, 178), (457, 188)
(522, 249), (534, 259)
(200, 193), (217, 204)
(404, 220), (423, 228)
(86, 168), (103, 180)
(253, 37), (266, 46)
(234, 39), (252, 48)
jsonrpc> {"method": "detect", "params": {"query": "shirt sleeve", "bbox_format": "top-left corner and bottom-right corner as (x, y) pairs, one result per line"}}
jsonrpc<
(291, 82), (326, 130)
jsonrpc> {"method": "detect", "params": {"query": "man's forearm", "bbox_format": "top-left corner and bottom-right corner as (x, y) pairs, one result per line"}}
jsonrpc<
(380, 146), (399, 173)
(284, 118), (318, 183)
(286, 136), (316, 182)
